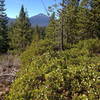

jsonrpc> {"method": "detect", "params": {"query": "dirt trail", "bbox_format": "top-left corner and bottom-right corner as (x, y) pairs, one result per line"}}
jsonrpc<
(0, 55), (20, 100)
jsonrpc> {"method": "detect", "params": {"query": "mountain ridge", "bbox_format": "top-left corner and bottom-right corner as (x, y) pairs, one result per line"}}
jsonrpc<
(8, 13), (50, 27)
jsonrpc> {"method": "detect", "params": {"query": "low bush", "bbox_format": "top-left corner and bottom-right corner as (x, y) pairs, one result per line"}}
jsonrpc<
(6, 39), (100, 100)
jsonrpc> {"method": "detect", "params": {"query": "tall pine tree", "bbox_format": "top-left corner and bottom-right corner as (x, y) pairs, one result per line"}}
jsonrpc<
(61, 0), (80, 44)
(0, 0), (8, 53)
(77, 5), (90, 39)
(89, 0), (100, 38)
(80, 0), (100, 39)
(9, 5), (32, 52)
(46, 12), (57, 41)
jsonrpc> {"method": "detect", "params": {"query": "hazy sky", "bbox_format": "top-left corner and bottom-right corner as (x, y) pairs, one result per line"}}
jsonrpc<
(5, 0), (60, 18)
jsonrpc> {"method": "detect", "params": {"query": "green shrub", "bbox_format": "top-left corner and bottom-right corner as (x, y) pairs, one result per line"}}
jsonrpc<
(6, 39), (100, 100)
(75, 39), (100, 54)
(20, 39), (57, 66)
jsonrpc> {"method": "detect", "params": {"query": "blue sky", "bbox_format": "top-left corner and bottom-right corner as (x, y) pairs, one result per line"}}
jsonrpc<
(5, 0), (60, 18)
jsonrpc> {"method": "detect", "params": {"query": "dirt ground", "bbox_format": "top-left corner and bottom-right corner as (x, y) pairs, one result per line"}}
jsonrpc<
(0, 55), (20, 100)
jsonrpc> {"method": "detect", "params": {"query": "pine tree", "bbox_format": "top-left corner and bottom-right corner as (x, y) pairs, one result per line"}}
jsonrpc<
(9, 5), (32, 52)
(0, 0), (8, 53)
(89, 0), (100, 38)
(80, 0), (100, 39)
(61, 0), (80, 44)
(50, 0), (80, 49)
(46, 12), (57, 41)
(39, 27), (46, 39)
(76, 5), (90, 39)
(33, 25), (41, 42)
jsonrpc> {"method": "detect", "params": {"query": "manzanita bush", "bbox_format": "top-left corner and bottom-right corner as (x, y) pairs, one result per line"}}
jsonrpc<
(6, 39), (100, 100)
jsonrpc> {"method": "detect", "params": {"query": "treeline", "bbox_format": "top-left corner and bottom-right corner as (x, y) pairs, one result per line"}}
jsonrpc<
(0, 0), (100, 54)
(8, 0), (100, 53)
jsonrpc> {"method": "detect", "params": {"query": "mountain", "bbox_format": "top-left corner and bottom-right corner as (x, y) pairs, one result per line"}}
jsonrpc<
(8, 13), (50, 27)
(30, 13), (50, 26)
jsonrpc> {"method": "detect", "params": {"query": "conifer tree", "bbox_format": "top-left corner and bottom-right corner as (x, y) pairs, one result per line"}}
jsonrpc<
(39, 27), (46, 39)
(89, 0), (100, 38)
(76, 6), (90, 39)
(9, 5), (32, 52)
(50, 0), (80, 49)
(33, 25), (41, 42)
(61, 0), (80, 44)
(79, 0), (100, 38)
(46, 12), (57, 41)
(0, 0), (8, 53)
